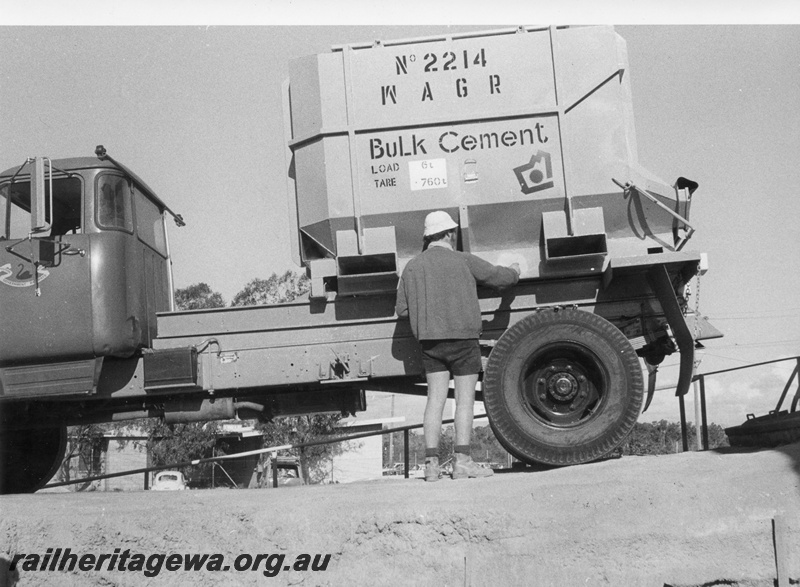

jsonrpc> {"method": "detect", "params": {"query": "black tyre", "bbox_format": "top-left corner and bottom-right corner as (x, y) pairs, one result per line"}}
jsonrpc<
(0, 423), (67, 494)
(483, 308), (643, 466)
(725, 411), (800, 448)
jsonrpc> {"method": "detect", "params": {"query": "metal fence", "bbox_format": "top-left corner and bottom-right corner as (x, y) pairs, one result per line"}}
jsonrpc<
(684, 355), (800, 451)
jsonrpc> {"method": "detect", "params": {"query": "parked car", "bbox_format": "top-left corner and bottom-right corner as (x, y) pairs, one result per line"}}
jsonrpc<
(151, 470), (187, 491)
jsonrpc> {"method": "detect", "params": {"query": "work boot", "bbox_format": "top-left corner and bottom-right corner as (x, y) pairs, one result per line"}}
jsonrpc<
(452, 453), (493, 480)
(424, 456), (440, 482)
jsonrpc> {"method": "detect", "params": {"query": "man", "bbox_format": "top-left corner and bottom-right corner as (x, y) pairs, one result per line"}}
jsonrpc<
(395, 211), (519, 481)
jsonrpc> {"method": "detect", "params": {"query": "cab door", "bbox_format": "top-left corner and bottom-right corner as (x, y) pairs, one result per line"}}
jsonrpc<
(0, 173), (95, 365)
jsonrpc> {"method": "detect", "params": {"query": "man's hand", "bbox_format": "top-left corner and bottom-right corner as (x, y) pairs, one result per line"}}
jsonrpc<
(510, 263), (521, 276)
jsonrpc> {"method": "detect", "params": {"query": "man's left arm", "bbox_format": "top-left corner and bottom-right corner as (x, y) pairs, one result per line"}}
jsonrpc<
(395, 275), (409, 317)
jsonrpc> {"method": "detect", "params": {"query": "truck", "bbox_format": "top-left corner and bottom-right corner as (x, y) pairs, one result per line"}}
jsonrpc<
(0, 25), (720, 494)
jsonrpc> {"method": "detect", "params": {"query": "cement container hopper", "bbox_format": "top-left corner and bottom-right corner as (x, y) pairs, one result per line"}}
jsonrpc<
(284, 25), (697, 298)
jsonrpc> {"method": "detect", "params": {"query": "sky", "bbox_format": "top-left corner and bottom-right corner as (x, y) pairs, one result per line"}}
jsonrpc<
(1, 6), (799, 429)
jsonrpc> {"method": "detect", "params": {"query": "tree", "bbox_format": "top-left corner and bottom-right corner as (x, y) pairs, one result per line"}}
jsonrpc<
(174, 282), (225, 310)
(619, 420), (730, 455)
(230, 271), (309, 307)
(707, 423), (730, 449)
(471, 425), (510, 464)
(59, 424), (105, 490)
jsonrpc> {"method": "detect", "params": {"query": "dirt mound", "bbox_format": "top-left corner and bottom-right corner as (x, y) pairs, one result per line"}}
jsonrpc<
(2, 443), (799, 586)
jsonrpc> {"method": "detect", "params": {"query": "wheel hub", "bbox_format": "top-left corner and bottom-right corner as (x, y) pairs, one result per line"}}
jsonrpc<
(548, 371), (579, 401)
(528, 359), (599, 425)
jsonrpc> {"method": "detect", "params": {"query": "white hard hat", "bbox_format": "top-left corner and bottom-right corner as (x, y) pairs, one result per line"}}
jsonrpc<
(423, 211), (458, 237)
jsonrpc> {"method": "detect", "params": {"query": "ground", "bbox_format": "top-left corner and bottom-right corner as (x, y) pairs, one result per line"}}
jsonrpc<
(1, 442), (799, 587)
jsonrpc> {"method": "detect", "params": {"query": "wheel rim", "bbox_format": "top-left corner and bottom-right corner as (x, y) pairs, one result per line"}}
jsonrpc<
(518, 341), (609, 427)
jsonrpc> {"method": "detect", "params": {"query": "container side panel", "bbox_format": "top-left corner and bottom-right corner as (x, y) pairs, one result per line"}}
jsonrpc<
(287, 53), (347, 142)
(555, 26), (622, 114)
(562, 80), (632, 198)
(294, 137), (355, 254)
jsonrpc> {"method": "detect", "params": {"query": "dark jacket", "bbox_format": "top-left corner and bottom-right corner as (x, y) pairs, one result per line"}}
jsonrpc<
(395, 244), (518, 340)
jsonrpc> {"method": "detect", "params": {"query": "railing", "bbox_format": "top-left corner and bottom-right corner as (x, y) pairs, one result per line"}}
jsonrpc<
(44, 414), (489, 490)
(683, 355), (800, 452)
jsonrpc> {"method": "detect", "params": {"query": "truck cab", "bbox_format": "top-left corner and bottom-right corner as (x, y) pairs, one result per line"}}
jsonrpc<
(0, 148), (177, 493)
(0, 149), (175, 372)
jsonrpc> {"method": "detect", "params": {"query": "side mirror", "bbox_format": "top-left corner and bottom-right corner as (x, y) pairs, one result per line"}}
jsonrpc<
(29, 157), (51, 234)
(35, 239), (56, 268)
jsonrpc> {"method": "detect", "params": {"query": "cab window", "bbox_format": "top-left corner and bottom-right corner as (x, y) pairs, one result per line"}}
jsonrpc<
(1, 175), (83, 239)
(133, 188), (167, 256)
(96, 174), (133, 232)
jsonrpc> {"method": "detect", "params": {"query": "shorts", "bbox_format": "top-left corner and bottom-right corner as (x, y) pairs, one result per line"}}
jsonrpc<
(419, 339), (482, 376)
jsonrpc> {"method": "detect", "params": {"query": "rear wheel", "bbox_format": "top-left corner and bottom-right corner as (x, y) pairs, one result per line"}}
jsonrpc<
(0, 421), (67, 494)
(483, 308), (643, 466)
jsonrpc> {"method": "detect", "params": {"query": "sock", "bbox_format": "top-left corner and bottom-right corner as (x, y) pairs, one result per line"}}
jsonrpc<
(425, 448), (438, 459)
(454, 445), (470, 456)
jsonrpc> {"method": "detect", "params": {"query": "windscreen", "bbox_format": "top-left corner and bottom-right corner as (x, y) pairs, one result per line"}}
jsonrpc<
(0, 176), (83, 239)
